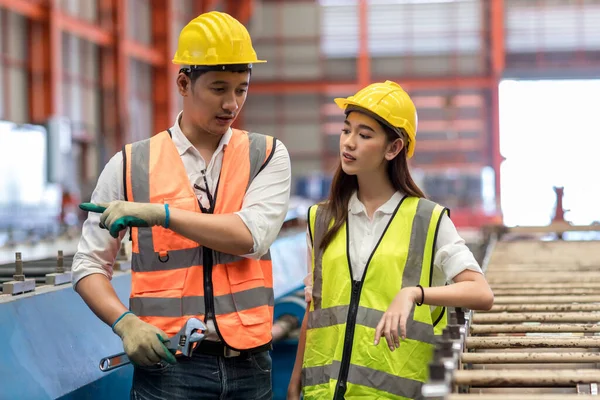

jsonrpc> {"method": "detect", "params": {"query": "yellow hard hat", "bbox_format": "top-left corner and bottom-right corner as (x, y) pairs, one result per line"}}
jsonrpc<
(172, 11), (266, 68)
(334, 80), (418, 158)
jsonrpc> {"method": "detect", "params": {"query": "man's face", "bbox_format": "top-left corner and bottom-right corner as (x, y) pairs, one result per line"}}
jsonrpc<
(178, 70), (250, 136)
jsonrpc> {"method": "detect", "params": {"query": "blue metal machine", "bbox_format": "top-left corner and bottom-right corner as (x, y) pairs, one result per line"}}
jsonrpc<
(0, 211), (309, 399)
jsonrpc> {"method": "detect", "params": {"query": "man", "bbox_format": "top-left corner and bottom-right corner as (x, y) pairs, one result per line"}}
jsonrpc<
(72, 11), (291, 400)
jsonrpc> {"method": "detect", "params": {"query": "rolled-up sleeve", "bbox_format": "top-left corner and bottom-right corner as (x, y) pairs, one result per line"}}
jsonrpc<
(434, 213), (483, 283)
(235, 140), (292, 259)
(71, 152), (127, 290)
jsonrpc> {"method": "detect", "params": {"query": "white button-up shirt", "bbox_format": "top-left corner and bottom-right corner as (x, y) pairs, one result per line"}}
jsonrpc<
(72, 111), (291, 340)
(304, 191), (482, 311)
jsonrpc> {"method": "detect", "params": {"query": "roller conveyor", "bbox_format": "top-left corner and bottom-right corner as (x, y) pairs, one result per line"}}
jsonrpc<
(422, 226), (600, 399)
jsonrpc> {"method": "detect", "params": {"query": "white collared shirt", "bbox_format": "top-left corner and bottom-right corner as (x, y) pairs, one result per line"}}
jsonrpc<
(304, 191), (482, 309)
(72, 112), (292, 338)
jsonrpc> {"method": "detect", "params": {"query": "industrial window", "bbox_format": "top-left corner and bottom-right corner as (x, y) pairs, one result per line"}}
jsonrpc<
(59, 0), (98, 22)
(319, 0), (481, 58)
(128, 59), (152, 142)
(172, 0), (196, 115)
(127, 0), (152, 46)
(0, 10), (28, 124)
(505, 0), (600, 71)
(506, 0), (600, 53)
(61, 32), (100, 185)
(61, 33), (100, 144)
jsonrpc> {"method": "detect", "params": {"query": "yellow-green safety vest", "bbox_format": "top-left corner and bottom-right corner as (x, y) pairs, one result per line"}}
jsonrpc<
(302, 196), (449, 400)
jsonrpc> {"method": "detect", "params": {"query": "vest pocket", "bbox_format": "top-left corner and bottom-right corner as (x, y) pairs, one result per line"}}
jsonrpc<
(226, 262), (265, 285)
(226, 263), (271, 326)
(234, 303), (271, 326)
(131, 268), (187, 297)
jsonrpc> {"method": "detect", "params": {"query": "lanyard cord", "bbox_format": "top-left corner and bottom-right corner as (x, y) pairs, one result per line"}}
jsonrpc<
(193, 170), (215, 213)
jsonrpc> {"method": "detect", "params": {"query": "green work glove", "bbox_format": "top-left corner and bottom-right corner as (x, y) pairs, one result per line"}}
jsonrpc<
(112, 312), (177, 366)
(79, 201), (167, 238)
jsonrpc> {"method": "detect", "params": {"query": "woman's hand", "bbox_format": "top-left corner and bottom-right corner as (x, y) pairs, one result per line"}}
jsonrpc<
(374, 286), (421, 351)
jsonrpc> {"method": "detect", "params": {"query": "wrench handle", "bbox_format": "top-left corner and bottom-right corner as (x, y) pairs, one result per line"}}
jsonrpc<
(99, 351), (130, 372)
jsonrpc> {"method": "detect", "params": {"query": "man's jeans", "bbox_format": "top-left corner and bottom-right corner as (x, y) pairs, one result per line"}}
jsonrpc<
(130, 350), (272, 400)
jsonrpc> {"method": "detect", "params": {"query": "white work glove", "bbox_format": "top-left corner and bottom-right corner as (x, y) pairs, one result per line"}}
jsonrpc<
(112, 312), (177, 366)
(79, 201), (167, 238)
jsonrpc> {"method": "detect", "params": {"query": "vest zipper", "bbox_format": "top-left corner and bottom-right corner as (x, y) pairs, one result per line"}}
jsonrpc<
(333, 279), (362, 399)
(196, 197), (218, 333)
(202, 248), (230, 345)
(203, 246), (215, 321)
(198, 198), (228, 345)
(330, 197), (406, 398)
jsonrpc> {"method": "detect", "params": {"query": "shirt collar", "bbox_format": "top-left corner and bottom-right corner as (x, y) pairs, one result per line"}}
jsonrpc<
(170, 111), (233, 156)
(348, 190), (405, 216)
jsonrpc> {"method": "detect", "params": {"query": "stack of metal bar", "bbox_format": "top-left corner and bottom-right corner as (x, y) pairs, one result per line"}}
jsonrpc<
(422, 232), (600, 400)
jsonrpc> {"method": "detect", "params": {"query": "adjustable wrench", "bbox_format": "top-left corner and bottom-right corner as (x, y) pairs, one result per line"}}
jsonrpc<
(99, 317), (207, 372)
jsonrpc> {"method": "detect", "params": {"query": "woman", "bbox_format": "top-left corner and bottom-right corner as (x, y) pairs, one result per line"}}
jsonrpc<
(287, 80), (494, 400)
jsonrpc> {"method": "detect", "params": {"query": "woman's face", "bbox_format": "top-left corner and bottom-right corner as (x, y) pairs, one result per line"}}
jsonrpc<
(339, 111), (403, 176)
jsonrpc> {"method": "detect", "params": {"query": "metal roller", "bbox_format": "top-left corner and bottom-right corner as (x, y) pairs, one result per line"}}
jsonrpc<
(447, 395), (600, 400)
(493, 295), (600, 304)
(483, 304), (600, 313)
(466, 336), (600, 349)
(461, 352), (600, 364)
(453, 369), (600, 387)
(470, 323), (600, 334)
(491, 288), (599, 296)
(486, 273), (600, 284)
(493, 264), (600, 273)
(489, 282), (600, 289)
(472, 312), (600, 324)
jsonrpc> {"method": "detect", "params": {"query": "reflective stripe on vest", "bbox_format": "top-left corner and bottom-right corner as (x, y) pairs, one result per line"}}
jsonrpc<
(123, 129), (276, 350)
(302, 197), (448, 400)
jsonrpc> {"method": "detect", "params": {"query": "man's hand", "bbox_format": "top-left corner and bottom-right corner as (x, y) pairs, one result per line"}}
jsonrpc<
(374, 287), (421, 351)
(112, 312), (177, 366)
(80, 201), (166, 238)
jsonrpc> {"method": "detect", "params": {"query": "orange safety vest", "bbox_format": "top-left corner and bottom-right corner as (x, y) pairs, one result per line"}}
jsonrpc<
(122, 128), (276, 351)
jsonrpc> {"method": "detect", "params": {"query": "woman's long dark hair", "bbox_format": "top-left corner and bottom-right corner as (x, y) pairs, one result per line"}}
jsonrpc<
(318, 121), (426, 251)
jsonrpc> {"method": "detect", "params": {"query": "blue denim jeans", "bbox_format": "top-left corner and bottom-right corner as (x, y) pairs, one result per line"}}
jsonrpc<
(130, 350), (272, 400)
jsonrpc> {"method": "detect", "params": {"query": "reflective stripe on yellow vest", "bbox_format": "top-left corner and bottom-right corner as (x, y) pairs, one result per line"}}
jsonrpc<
(122, 128), (276, 351)
(302, 196), (448, 400)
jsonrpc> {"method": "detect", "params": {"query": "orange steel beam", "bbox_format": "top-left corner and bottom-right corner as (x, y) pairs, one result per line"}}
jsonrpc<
(152, 0), (176, 134)
(491, 0), (506, 76)
(58, 12), (112, 46)
(28, 0), (61, 123)
(490, 0), (505, 212)
(0, 0), (45, 20)
(124, 40), (163, 66)
(250, 76), (494, 95)
(357, 0), (370, 88)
